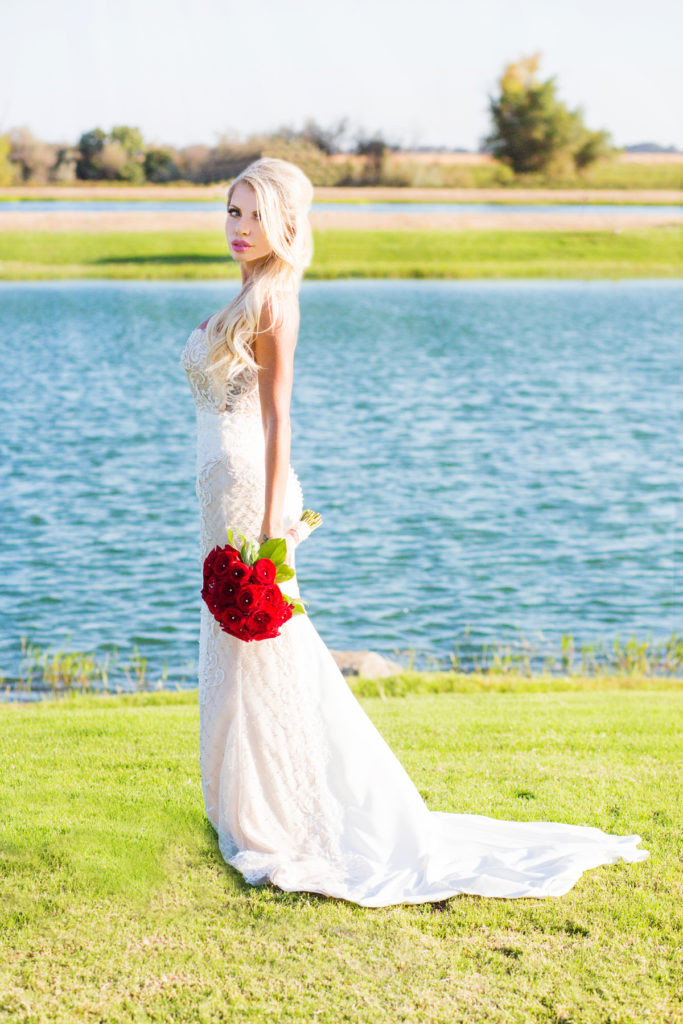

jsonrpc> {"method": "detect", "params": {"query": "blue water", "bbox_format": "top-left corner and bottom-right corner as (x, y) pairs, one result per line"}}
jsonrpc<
(1, 199), (680, 215)
(0, 280), (680, 691)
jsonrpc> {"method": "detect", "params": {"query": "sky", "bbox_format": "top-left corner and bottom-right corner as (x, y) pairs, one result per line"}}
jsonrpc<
(1, 0), (681, 151)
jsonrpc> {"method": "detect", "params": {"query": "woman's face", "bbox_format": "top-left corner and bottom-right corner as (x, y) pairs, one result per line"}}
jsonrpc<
(225, 182), (273, 267)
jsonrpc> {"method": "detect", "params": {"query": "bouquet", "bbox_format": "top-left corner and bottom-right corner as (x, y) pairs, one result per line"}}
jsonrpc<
(201, 510), (322, 642)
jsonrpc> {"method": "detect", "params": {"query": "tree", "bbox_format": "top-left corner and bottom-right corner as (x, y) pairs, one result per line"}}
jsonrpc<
(99, 140), (128, 179)
(76, 128), (107, 180)
(144, 148), (181, 182)
(7, 126), (56, 183)
(75, 125), (146, 182)
(485, 54), (612, 175)
(109, 125), (146, 183)
(110, 125), (144, 157)
(354, 129), (394, 184)
(0, 135), (16, 185)
(300, 117), (349, 155)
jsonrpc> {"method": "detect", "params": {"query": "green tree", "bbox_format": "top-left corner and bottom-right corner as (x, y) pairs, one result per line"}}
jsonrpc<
(109, 125), (146, 183)
(485, 54), (612, 176)
(0, 135), (16, 185)
(144, 148), (181, 182)
(76, 125), (146, 182)
(76, 128), (107, 180)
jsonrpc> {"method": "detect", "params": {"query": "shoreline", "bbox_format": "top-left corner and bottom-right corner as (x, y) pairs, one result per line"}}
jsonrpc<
(1, 183), (681, 205)
(3, 670), (682, 705)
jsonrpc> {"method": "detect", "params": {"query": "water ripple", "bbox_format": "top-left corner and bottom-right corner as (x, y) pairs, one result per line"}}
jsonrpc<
(0, 279), (680, 684)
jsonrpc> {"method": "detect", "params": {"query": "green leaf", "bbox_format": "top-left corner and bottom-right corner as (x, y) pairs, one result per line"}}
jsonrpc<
(281, 596), (308, 614)
(241, 539), (260, 566)
(275, 564), (295, 583)
(258, 538), (287, 564)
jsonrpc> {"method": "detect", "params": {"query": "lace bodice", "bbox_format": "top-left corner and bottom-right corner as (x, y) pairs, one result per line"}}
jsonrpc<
(180, 326), (261, 418)
(180, 319), (304, 568)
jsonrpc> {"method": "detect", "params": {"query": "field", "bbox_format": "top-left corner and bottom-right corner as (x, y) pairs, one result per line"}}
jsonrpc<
(1, 682), (681, 1023)
(0, 226), (680, 281)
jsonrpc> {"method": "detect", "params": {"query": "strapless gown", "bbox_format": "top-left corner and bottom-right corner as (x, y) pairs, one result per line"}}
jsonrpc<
(180, 324), (648, 907)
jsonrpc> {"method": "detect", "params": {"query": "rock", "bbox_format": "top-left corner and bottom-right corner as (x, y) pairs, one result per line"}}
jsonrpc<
(330, 649), (405, 678)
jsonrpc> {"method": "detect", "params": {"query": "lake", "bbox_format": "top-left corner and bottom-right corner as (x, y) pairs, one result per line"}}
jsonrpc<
(1, 199), (680, 216)
(0, 279), (680, 693)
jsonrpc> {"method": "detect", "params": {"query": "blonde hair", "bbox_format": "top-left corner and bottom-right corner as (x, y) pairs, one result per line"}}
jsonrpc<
(205, 157), (314, 381)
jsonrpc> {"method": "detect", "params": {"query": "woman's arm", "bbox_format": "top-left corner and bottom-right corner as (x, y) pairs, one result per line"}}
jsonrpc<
(253, 296), (300, 545)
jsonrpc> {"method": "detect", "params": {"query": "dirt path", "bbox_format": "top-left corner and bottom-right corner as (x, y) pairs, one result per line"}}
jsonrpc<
(0, 209), (680, 233)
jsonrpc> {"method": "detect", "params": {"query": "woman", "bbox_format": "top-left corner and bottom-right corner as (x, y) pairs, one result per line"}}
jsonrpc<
(181, 157), (648, 907)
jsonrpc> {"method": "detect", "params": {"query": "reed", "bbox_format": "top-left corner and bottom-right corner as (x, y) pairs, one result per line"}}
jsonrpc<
(4, 631), (681, 701)
(8, 637), (171, 697)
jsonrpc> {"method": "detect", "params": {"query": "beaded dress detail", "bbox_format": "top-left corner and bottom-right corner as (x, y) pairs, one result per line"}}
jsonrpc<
(181, 324), (648, 907)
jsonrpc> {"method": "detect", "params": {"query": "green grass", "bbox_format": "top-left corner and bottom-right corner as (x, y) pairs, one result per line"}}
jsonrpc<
(1, 686), (680, 1023)
(0, 226), (681, 281)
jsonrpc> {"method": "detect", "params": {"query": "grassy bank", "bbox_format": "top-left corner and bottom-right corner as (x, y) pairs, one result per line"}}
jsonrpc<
(0, 226), (681, 280)
(1, 686), (680, 1023)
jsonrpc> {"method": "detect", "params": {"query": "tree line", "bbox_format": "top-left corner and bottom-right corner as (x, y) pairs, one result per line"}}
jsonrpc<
(0, 56), (614, 187)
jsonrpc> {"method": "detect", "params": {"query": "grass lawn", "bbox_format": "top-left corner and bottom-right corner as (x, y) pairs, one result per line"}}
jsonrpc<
(0, 227), (681, 281)
(1, 684), (680, 1023)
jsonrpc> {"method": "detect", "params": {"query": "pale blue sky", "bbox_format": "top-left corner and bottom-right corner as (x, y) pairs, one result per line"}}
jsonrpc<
(2, 0), (681, 150)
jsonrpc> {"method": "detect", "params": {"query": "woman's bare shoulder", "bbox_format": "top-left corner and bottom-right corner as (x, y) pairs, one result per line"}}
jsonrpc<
(260, 291), (300, 334)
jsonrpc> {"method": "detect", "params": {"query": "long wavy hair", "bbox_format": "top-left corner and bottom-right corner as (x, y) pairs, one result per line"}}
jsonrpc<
(205, 157), (314, 381)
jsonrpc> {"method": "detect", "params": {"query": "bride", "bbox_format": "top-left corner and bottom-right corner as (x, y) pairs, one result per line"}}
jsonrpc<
(181, 157), (648, 907)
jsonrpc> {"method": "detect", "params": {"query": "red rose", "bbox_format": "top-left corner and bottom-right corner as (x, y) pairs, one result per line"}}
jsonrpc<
(228, 561), (252, 584)
(234, 616), (259, 641)
(216, 577), (240, 608)
(251, 606), (277, 632)
(218, 606), (245, 632)
(235, 583), (264, 613)
(202, 592), (220, 617)
(278, 603), (293, 624)
(204, 547), (221, 578)
(261, 584), (281, 608)
(251, 558), (277, 585)
(214, 548), (241, 577)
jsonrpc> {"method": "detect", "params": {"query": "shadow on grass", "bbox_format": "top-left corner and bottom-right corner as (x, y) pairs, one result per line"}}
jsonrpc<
(93, 254), (232, 265)
(202, 818), (392, 910)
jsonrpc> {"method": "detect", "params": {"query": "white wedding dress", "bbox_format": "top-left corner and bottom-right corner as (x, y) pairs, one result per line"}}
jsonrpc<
(181, 323), (648, 907)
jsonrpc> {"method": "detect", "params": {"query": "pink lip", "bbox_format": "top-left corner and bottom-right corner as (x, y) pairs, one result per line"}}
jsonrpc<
(231, 240), (252, 250)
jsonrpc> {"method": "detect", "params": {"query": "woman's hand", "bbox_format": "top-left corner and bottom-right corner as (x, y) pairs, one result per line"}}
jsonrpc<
(258, 523), (295, 569)
(258, 520), (283, 546)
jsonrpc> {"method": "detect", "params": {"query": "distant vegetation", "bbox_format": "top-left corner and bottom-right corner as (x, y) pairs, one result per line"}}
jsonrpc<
(484, 54), (612, 176)
(0, 55), (680, 191)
